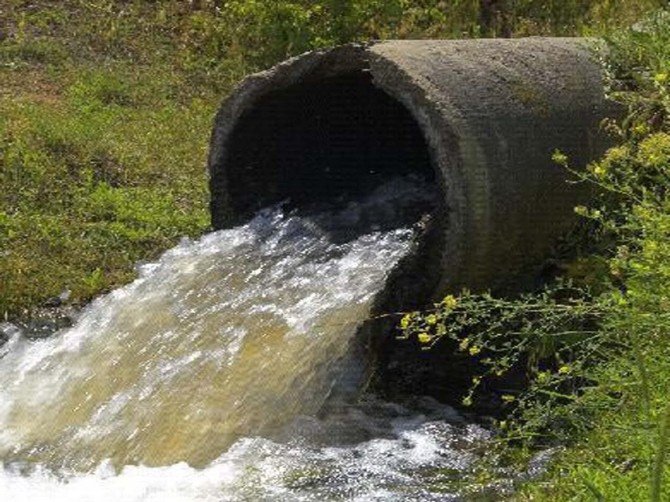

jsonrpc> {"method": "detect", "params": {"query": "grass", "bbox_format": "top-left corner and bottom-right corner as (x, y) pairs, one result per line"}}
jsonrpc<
(516, 325), (670, 500)
(519, 16), (670, 498)
(400, 9), (670, 499)
(0, 63), (212, 315)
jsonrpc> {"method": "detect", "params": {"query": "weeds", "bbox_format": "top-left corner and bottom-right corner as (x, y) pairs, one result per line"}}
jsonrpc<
(0, 66), (210, 316)
(399, 8), (670, 499)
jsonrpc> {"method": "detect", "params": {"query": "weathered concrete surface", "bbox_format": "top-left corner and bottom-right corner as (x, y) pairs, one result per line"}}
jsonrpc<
(208, 38), (614, 297)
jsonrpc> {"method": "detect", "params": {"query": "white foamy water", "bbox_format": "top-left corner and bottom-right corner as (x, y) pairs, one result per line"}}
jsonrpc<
(0, 178), (488, 500)
(0, 396), (490, 501)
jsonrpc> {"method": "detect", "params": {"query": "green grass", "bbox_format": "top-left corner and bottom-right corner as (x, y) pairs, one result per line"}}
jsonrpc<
(519, 15), (670, 498)
(400, 9), (670, 499)
(0, 64), (212, 314)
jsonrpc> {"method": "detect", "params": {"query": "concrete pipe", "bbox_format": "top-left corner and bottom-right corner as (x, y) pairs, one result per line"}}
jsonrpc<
(208, 38), (614, 299)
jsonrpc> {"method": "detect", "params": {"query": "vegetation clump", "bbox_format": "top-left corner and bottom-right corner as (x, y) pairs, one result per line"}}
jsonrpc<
(400, 9), (670, 499)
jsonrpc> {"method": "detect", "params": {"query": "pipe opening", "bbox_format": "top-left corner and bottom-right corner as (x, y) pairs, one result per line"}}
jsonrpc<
(224, 70), (437, 217)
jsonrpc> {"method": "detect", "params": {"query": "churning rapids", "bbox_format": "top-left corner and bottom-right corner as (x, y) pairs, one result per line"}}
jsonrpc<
(0, 178), (491, 501)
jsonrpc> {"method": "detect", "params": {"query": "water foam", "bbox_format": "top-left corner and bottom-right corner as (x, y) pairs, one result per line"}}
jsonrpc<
(0, 397), (489, 501)
(0, 178), (488, 500)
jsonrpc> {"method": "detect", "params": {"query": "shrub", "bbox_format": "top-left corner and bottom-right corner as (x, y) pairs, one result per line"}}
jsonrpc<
(398, 8), (670, 499)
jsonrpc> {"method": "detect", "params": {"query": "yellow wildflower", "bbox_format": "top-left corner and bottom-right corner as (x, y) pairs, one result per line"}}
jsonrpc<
(552, 150), (568, 167)
(592, 164), (607, 178)
(633, 123), (649, 136)
(558, 365), (571, 375)
(442, 295), (458, 310)
(426, 314), (438, 325)
(400, 314), (411, 330)
(417, 332), (432, 344)
(536, 371), (550, 383)
(469, 346), (481, 356)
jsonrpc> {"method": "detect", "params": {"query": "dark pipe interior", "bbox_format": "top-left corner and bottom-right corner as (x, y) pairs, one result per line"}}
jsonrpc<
(225, 71), (436, 215)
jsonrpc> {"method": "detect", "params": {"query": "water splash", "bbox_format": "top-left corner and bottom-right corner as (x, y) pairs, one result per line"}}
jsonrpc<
(0, 177), (491, 500)
(0, 178), (432, 469)
(0, 396), (490, 501)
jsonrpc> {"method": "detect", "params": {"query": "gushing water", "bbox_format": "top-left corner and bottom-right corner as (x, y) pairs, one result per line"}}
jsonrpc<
(0, 178), (489, 500)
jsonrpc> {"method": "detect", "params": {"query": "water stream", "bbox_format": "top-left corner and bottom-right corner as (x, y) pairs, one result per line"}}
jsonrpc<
(0, 178), (490, 500)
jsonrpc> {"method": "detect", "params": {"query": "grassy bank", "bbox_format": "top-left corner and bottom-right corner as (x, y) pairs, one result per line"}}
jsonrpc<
(519, 14), (670, 498)
(400, 9), (670, 499)
(0, 0), (660, 318)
